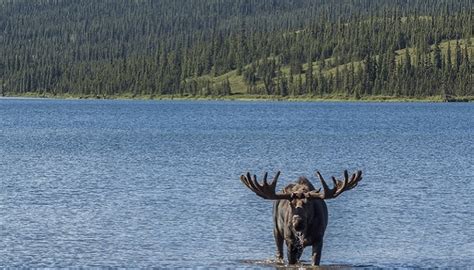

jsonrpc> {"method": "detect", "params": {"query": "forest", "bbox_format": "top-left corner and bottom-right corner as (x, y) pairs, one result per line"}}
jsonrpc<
(1, 0), (473, 100)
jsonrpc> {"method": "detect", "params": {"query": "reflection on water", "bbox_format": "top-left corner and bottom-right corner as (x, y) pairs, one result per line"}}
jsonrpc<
(0, 99), (473, 268)
(240, 259), (362, 269)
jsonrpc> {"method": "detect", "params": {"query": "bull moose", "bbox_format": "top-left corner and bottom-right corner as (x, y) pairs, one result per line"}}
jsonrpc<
(240, 170), (362, 266)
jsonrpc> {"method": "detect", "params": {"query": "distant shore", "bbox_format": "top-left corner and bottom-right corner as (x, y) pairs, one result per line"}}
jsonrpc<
(2, 92), (473, 102)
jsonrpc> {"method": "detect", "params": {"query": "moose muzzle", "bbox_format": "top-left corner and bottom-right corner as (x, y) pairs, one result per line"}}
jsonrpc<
(292, 215), (305, 231)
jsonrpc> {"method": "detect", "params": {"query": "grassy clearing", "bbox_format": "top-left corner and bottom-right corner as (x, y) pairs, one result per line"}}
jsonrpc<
(394, 37), (474, 64)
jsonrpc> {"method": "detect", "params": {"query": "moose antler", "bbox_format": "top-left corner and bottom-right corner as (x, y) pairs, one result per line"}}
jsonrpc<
(306, 170), (362, 200)
(240, 171), (292, 200)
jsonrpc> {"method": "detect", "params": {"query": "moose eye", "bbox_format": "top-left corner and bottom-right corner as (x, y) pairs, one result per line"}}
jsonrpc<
(289, 200), (297, 207)
(290, 193), (297, 201)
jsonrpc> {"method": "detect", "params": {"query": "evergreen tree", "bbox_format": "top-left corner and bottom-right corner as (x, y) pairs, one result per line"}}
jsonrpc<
(455, 40), (463, 72)
(434, 42), (443, 69)
(305, 57), (314, 95)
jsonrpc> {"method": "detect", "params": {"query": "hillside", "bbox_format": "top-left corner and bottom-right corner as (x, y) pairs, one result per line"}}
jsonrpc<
(202, 38), (473, 97)
(1, 0), (473, 100)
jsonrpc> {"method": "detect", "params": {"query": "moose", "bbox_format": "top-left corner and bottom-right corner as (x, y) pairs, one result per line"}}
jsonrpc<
(240, 169), (362, 266)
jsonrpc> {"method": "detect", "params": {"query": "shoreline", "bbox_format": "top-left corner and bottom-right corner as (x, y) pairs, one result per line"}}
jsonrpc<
(1, 93), (472, 103)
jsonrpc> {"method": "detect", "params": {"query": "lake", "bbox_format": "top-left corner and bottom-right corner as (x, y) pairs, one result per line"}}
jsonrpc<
(0, 99), (473, 268)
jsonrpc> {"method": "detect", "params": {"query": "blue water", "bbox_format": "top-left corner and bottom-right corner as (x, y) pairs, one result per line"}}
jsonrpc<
(0, 99), (473, 268)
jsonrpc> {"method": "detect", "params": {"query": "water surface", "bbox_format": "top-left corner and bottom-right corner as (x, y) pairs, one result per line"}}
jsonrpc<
(0, 99), (473, 268)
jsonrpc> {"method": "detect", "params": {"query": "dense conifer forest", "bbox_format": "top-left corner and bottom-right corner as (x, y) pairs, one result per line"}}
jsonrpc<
(1, 0), (473, 100)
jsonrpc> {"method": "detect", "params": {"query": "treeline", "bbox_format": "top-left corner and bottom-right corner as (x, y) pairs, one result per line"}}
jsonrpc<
(242, 36), (472, 99)
(0, 0), (472, 98)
